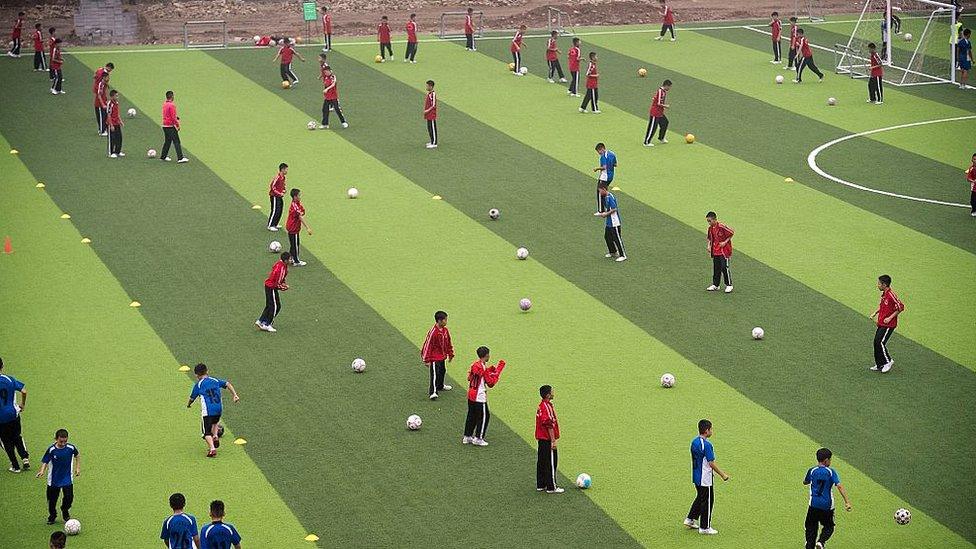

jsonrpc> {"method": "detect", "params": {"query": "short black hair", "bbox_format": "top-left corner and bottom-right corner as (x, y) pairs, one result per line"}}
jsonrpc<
(816, 447), (832, 462)
(476, 346), (490, 359)
(194, 363), (208, 376)
(663, 79), (672, 86)
(588, 51), (597, 59)
(434, 310), (447, 322)
(381, 15), (388, 20)
(49, 27), (56, 34)
(789, 16), (798, 22)
(210, 499), (225, 517)
(539, 384), (552, 398)
(106, 62), (115, 69)
(280, 252), (291, 261)
(322, 5), (328, 11)
(290, 188), (301, 198)
(426, 79), (435, 87)
(705, 211), (717, 219)
(595, 142), (605, 150)
(964, 28), (971, 37)
(797, 28), (805, 35)
(868, 42), (876, 49)
(278, 162), (288, 171)
(772, 11), (779, 16)
(109, 89), (118, 96)
(169, 493), (186, 510)
(878, 274), (892, 287)
(55, 428), (69, 439)
(697, 419), (712, 434)
(35, 23), (42, 29)
(50, 531), (67, 549)
(551, 30), (558, 36)
(411, 13), (416, 18)
(468, 7), (473, 12)
(572, 37), (580, 44)
(18, 11), (24, 16)
(166, 90), (174, 99)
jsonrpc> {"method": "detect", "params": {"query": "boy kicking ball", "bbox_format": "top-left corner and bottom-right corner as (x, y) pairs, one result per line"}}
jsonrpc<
(187, 364), (240, 458)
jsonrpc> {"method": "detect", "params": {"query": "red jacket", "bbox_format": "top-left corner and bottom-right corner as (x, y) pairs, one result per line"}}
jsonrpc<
(94, 79), (108, 108)
(323, 13), (332, 34)
(707, 223), (734, 258)
(406, 20), (417, 43)
(870, 51), (884, 77)
(323, 74), (339, 100)
(32, 29), (42, 50)
(650, 87), (667, 118)
(424, 91), (437, 121)
(967, 164), (976, 192)
(877, 288), (905, 328)
(11, 17), (22, 39)
(378, 22), (391, 43)
(546, 38), (558, 61)
(107, 98), (122, 126)
(420, 324), (454, 363)
(466, 360), (506, 402)
(264, 260), (289, 289)
(464, 14), (474, 34)
(269, 173), (286, 197)
(568, 47), (582, 72)
(162, 100), (179, 128)
(535, 399), (559, 441)
(50, 45), (62, 70)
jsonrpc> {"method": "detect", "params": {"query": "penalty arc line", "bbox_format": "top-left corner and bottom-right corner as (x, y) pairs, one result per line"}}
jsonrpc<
(807, 115), (976, 208)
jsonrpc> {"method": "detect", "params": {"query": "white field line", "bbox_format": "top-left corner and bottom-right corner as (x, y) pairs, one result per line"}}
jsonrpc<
(64, 18), (866, 56)
(807, 116), (976, 208)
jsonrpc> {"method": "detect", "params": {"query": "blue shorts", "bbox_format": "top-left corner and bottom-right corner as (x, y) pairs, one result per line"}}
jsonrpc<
(960, 59), (972, 71)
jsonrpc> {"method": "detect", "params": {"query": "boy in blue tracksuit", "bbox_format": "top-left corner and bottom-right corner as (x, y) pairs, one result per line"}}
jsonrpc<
(684, 419), (729, 535)
(596, 183), (627, 262)
(803, 447), (852, 549)
(161, 492), (200, 549)
(200, 500), (242, 549)
(187, 363), (240, 458)
(593, 142), (617, 212)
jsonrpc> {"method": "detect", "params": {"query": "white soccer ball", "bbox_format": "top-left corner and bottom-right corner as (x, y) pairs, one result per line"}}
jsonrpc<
(269, 240), (282, 253)
(351, 358), (366, 372)
(904, 33), (913, 41)
(253, 35), (261, 43)
(406, 414), (423, 430)
(520, 66), (528, 75)
(64, 519), (81, 535)
(660, 373), (675, 388)
(347, 187), (359, 199)
(126, 107), (136, 118)
(488, 208), (500, 220)
(894, 508), (912, 525)
(752, 327), (765, 340)
(516, 247), (529, 260)
(519, 298), (532, 311)
(147, 148), (157, 158)
(827, 97), (837, 106)
(307, 120), (317, 130)
(775, 74), (784, 84)
(575, 473), (592, 489)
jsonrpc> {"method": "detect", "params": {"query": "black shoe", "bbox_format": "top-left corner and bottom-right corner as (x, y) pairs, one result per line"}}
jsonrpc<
(47, 517), (56, 525)
(62, 512), (70, 522)
(21, 458), (30, 470)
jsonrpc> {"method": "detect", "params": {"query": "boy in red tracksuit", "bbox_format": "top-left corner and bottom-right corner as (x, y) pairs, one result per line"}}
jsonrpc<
(320, 65), (348, 129)
(546, 31), (565, 83)
(967, 153), (976, 216)
(786, 17), (799, 70)
(286, 188), (312, 266)
(567, 37), (582, 96)
(463, 346), (506, 447)
(378, 16), (392, 61)
(47, 27), (57, 81)
(769, 12), (782, 63)
(106, 89), (125, 158)
(424, 80), (438, 149)
(8, 12), (23, 57)
(705, 211), (734, 293)
(511, 24), (526, 75)
(267, 163), (287, 231)
(32, 23), (46, 71)
(49, 39), (63, 94)
(536, 385), (563, 493)
(870, 274), (904, 373)
(405, 13), (418, 63)
(867, 43), (884, 104)
(274, 38), (305, 86)
(256, 252), (291, 333)
(421, 310), (455, 400)
(579, 52), (600, 113)
(464, 8), (476, 51)
(93, 63), (114, 135)
(655, 0), (676, 41)
(321, 6), (333, 51)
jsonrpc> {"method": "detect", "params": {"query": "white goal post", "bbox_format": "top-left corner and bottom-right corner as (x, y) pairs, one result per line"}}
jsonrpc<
(795, 0), (826, 22)
(438, 11), (484, 39)
(183, 20), (228, 49)
(835, 0), (957, 86)
(548, 6), (575, 35)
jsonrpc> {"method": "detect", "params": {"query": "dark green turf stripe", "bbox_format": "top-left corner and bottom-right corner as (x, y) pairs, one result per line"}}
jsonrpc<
(699, 16), (976, 110)
(475, 35), (975, 254)
(207, 47), (976, 543)
(0, 57), (638, 548)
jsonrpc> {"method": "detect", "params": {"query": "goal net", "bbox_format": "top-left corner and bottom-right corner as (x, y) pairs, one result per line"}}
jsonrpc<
(548, 6), (575, 35)
(183, 20), (228, 49)
(795, 0), (826, 22)
(835, 0), (957, 86)
(439, 11), (484, 39)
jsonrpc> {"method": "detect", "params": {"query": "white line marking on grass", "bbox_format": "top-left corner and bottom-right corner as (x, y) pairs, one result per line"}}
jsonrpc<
(807, 116), (976, 208)
(743, 25), (841, 56)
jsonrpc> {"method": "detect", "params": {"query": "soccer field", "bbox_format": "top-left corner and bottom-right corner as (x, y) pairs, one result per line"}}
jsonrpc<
(1, 16), (975, 548)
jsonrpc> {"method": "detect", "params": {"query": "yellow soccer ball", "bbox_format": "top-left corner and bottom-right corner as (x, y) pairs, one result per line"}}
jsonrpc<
(685, 133), (695, 144)
(281, 80), (291, 89)
(374, 54), (383, 63)
(508, 62), (516, 71)
(637, 68), (648, 77)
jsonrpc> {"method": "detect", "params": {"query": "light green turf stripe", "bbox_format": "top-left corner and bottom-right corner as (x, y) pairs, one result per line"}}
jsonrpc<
(88, 50), (970, 547)
(0, 137), (310, 547)
(591, 30), (976, 166)
(338, 41), (976, 371)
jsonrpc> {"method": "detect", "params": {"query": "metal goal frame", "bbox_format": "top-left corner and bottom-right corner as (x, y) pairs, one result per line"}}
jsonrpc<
(183, 20), (228, 49)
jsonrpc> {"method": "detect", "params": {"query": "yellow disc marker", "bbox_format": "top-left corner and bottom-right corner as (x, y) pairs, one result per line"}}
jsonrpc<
(178, 365), (191, 372)
(9, 149), (18, 155)
(304, 534), (320, 542)
(784, 177), (794, 183)
(80, 238), (92, 244)
(36, 182), (45, 189)
(251, 204), (262, 210)
(60, 213), (71, 219)
(432, 195), (442, 200)
(233, 438), (247, 445)
(129, 301), (141, 308)
(611, 186), (621, 191)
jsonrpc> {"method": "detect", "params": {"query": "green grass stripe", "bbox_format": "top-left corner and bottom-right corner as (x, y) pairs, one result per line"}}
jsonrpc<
(209, 44), (976, 543)
(0, 137), (309, 546)
(160, 48), (968, 547)
(466, 34), (975, 371)
(0, 56), (638, 547)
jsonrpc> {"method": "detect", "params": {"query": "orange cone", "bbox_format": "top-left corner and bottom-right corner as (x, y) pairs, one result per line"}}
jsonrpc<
(3, 236), (12, 254)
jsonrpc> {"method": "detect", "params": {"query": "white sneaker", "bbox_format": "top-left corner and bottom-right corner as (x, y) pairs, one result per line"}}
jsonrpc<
(605, 253), (614, 258)
(99, 132), (108, 137)
(425, 143), (436, 149)
(654, 36), (663, 41)
(724, 285), (733, 293)
(615, 255), (627, 262)
(294, 260), (308, 266)
(643, 142), (654, 147)
(537, 487), (546, 491)
(51, 89), (58, 95)
(769, 60), (779, 63)
(683, 518), (699, 529)
(462, 436), (473, 444)
(429, 393), (438, 400)
(546, 487), (565, 493)
(547, 78), (555, 83)
(341, 122), (348, 128)
(874, 101), (883, 105)
(59, 90), (66, 94)
(670, 38), (676, 42)
(255, 320), (263, 328)
(442, 384), (453, 391)
(292, 79), (299, 85)
(177, 158), (189, 163)
(593, 110), (602, 114)
(118, 152), (125, 157)
(318, 124), (328, 129)
(514, 72), (523, 77)
(816, 542), (824, 549)
(573, 93), (581, 97)
(699, 528), (718, 535)
(8, 467), (21, 473)
(660, 138), (668, 144)
(411, 60), (416, 64)
(403, 59), (409, 63)
(109, 153), (118, 158)
(264, 325), (277, 333)
(881, 361), (893, 373)
(793, 79), (800, 83)
(267, 226), (279, 232)
(164, 157), (172, 162)
(869, 365), (881, 371)
(971, 211), (976, 217)
(559, 78), (567, 82)
(472, 438), (488, 446)
(578, 107), (585, 113)
(706, 285), (719, 291)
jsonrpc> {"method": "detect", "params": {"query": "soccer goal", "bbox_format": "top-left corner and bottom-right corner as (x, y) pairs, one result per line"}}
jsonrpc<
(183, 20), (228, 49)
(438, 10), (484, 39)
(795, 0), (826, 22)
(835, 0), (957, 86)
(548, 6), (575, 35)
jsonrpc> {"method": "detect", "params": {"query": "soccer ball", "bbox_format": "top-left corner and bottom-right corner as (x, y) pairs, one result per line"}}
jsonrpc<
(685, 134), (695, 144)
(508, 62), (516, 71)
(516, 247), (529, 260)
(637, 68), (648, 77)
(126, 108), (136, 118)
(827, 97), (837, 106)
(406, 414), (422, 430)
(775, 74), (784, 84)
(519, 298), (532, 311)
(347, 187), (359, 199)
(374, 55), (383, 63)
(660, 373), (675, 388)
(253, 35), (261, 43)
(575, 473), (592, 489)
(281, 80), (291, 89)
(147, 149), (157, 158)
(269, 240), (282, 253)
(894, 508), (911, 525)
(307, 120), (317, 130)
(351, 358), (366, 373)
(520, 66), (528, 75)
(295, 36), (302, 43)
(752, 327), (765, 340)
(488, 208), (500, 220)
(64, 519), (81, 535)
(904, 33), (913, 41)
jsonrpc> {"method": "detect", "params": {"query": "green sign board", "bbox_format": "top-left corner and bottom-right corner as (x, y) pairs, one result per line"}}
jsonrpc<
(302, 2), (318, 22)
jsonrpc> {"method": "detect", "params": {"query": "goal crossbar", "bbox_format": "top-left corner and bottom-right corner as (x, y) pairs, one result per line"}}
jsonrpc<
(439, 11), (484, 39)
(183, 20), (228, 49)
